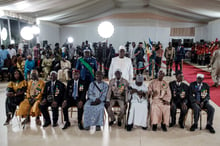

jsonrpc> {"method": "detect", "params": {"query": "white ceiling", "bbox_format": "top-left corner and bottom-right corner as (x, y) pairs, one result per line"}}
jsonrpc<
(0, 0), (220, 25)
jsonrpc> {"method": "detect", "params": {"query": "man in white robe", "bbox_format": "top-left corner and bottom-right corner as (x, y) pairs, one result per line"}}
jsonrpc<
(127, 74), (148, 131)
(108, 45), (133, 82)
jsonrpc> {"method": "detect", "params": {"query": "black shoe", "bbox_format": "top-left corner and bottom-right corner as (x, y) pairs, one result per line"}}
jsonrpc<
(52, 123), (58, 127)
(127, 124), (132, 131)
(62, 122), (70, 130)
(206, 125), (215, 134)
(118, 120), (122, 127)
(161, 124), (167, 132)
(169, 122), (175, 127)
(43, 121), (51, 127)
(166, 73), (168, 76)
(169, 73), (171, 76)
(109, 119), (115, 126)
(96, 126), (101, 131)
(142, 127), (147, 130)
(190, 124), (198, 131)
(152, 124), (157, 131)
(179, 122), (184, 129)
(3, 117), (11, 126)
(78, 123), (84, 130)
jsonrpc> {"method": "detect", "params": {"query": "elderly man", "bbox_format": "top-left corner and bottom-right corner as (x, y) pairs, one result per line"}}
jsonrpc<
(58, 56), (71, 82)
(109, 45), (133, 82)
(209, 42), (220, 87)
(17, 70), (45, 125)
(106, 69), (129, 126)
(83, 71), (108, 133)
(169, 71), (189, 128)
(148, 70), (171, 132)
(127, 74), (148, 131)
(189, 74), (215, 133)
(39, 71), (66, 127)
(62, 70), (86, 130)
(76, 49), (97, 91)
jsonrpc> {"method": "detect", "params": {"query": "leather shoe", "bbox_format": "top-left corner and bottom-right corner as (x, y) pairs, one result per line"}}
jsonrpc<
(62, 122), (70, 130)
(206, 125), (215, 134)
(43, 121), (51, 127)
(53, 123), (58, 127)
(78, 123), (84, 130)
(3, 115), (12, 126)
(190, 124), (198, 131)
(179, 122), (184, 129)
(152, 124), (157, 131)
(161, 124), (167, 132)
(169, 123), (175, 127)
(126, 124), (132, 131)
(142, 127), (147, 130)
(118, 120), (122, 127)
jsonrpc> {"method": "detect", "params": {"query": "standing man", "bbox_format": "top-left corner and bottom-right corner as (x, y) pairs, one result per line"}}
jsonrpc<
(209, 42), (220, 87)
(189, 74), (215, 133)
(76, 49), (97, 91)
(164, 42), (175, 76)
(62, 70), (86, 130)
(134, 42), (145, 75)
(109, 46), (133, 82)
(155, 43), (164, 78)
(174, 41), (185, 74)
(39, 71), (66, 127)
(106, 69), (129, 126)
(169, 71), (189, 128)
(148, 70), (171, 132)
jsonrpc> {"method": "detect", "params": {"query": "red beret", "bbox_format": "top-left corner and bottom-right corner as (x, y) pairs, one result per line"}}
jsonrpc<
(72, 69), (80, 73)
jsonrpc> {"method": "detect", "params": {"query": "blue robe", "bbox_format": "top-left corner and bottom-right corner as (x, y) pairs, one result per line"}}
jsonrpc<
(24, 60), (35, 80)
(83, 81), (108, 128)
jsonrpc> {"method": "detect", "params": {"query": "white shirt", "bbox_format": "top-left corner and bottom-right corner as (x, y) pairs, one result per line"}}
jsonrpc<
(108, 56), (133, 82)
(7, 48), (16, 58)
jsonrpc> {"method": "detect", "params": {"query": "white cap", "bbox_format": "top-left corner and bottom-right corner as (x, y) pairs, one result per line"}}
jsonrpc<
(50, 71), (58, 76)
(115, 68), (122, 73)
(119, 45), (126, 51)
(197, 73), (204, 78)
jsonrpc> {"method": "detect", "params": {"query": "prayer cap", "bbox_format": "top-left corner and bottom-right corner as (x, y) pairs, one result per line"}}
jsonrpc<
(119, 45), (126, 51)
(50, 71), (58, 76)
(115, 68), (122, 73)
(197, 73), (204, 78)
(136, 74), (144, 82)
(83, 48), (90, 52)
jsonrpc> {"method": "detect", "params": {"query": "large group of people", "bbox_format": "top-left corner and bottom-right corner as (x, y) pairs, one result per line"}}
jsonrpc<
(1, 39), (219, 135)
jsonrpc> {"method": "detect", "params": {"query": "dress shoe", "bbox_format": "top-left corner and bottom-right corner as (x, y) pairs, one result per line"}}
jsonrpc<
(78, 123), (84, 130)
(109, 119), (115, 126)
(52, 123), (58, 127)
(118, 120), (122, 127)
(62, 122), (70, 130)
(43, 121), (51, 127)
(161, 124), (167, 132)
(190, 124), (198, 131)
(152, 124), (157, 131)
(126, 124), (132, 131)
(96, 126), (101, 131)
(142, 127), (147, 130)
(206, 125), (215, 134)
(179, 122), (184, 129)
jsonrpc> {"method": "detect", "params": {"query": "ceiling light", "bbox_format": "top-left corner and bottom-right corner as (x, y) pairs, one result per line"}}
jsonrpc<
(98, 21), (114, 39)
(1, 27), (8, 41)
(20, 26), (34, 40)
(67, 37), (74, 43)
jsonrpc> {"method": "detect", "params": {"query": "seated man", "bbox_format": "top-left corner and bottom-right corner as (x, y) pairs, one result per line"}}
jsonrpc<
(62, 70), (86, 130)
(127, 74), (148, 131)
(39, 71), (65, 127)
(17, 70), (45, 125)
(58, 56), (71, 82)
(83, 71), (108, 134)
(106, 69), (129, 126)
(169, 71), (189, 128)
(24, 55), (35, 80)
(148, 70), (171, 132)
(189, 73), (215, 133)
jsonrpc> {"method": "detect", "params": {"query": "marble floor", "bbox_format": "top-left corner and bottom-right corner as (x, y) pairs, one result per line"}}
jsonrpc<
(0, 64), (219, 146)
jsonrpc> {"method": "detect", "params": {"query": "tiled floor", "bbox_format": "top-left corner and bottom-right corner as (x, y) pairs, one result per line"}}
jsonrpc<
(0, 64), (219, 146)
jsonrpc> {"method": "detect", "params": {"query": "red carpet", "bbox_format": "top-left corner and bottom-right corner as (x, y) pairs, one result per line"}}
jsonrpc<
(181, 62), (220, 107)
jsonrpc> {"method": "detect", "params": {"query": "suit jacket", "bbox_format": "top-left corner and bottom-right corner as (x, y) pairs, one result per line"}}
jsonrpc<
(175, 46), (185, 62)
(189, 81), (210, 104)
(106, 78), (129, 102)
(169, 81), (189, 105)
(65, 79), (86, 102)
(42, 80), (66, 105)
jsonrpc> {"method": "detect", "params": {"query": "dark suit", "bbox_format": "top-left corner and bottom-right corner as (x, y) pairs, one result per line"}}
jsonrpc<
(39, 80), (65, 124)
(189, 81), (215, 126)
(63, 79), (86, 124)
(174, 46), (185, 72)
(169, 81), (189, 125)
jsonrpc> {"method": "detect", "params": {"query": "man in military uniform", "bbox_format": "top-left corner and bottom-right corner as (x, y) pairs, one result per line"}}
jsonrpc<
(76, 49), (97, 91)
(164, 42), (175, 76)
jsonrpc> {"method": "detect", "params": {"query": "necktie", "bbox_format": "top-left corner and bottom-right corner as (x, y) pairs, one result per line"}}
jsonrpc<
(117, 80), (120, 87)
(51, 82), (54, 95)
(72, 81), (78, 100)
